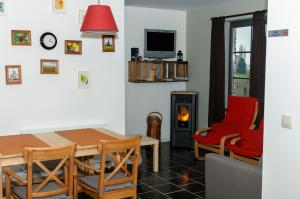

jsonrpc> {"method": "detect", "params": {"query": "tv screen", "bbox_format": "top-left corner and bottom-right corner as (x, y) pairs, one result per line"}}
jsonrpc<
(144, 29), (176, 59)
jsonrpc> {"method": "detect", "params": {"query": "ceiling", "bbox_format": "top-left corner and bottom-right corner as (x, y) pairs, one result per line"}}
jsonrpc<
(125, 0), (241, 10)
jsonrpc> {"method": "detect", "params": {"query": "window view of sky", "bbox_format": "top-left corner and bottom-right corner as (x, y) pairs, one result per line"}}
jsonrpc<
(234, 26), (251, 69)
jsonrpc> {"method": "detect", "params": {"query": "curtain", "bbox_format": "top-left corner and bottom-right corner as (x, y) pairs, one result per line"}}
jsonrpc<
(208, 17), (225, 125)
(250, 11), (267, 125)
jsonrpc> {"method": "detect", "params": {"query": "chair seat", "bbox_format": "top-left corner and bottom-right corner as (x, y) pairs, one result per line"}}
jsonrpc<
(228, 127), (263, 158)
(79, 172), (134, 192)
(13, 182), (72, 199)
(193, 133), (223, 145)
(193, 120), (239, 145)
(227, 141), (262, 157)
(11, 160), (64, 180)
(193, 127), (236, 145)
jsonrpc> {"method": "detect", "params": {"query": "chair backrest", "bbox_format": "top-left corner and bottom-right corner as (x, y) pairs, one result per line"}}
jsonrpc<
(97, 136), (141, 194)
(223, 96), (258, 131)
(22, 144), (76, 199)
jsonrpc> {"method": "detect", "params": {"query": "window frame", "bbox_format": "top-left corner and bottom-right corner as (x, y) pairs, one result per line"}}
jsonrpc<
(228, 19), (253, 96)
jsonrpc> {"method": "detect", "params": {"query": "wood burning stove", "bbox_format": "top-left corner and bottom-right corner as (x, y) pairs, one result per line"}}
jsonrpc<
(171, 91), (198, 148)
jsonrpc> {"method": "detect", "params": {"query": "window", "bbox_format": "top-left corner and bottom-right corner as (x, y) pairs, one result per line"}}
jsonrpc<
(229, 20), (252, 96)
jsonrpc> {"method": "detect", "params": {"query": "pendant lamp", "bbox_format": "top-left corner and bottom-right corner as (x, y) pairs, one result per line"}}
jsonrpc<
(80, 1), (118, 33)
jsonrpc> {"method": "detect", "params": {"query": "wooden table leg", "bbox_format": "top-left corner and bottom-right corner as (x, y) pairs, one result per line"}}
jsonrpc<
(153, 141), (159, 172)
(0, 153), (3, 199)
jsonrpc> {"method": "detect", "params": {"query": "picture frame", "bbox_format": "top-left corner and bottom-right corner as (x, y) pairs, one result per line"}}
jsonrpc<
(5, 65), (22, 85)
(0, 0), (7, 16)
(11, 30), (32, 46)
(52, 0), (66, 14)
(40, 59), (59, 74)
(65, 40), (82, 55)
(102, 35), (115, 52)
(78, 71), (91, 89)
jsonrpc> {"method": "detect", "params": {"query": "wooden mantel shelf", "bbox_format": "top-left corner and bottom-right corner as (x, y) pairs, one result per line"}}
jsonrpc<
(128, 60), (189, 83)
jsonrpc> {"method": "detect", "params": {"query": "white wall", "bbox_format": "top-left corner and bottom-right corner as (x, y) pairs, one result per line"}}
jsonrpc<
(186, 0), (267, 128)
(0, 0), (125, 135)
(125, 6), (186, 142)
(263, 1), (300, 198)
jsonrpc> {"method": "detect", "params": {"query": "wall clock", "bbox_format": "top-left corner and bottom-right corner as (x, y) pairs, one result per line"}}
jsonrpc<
(40, 32), (57, 50)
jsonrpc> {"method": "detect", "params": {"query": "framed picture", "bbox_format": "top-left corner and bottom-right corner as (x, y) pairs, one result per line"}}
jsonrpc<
(0, 0), (7, 16)
(11, 30), (31, 46)
(5, 65), (22, 85)
(65, 40), (82, 55)
(52, 0), (66, 13)
(78, 71), (90, 89)
(102, 35), (115, 52)
(40, 59), (59, 74)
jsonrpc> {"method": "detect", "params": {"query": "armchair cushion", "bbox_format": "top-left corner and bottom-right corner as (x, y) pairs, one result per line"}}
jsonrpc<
(227, 128), (263, 158)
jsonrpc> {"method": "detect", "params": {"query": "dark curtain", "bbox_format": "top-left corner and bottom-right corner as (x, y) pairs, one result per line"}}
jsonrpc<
(208, 17), (225, 125)
(250, 11), (267, 125)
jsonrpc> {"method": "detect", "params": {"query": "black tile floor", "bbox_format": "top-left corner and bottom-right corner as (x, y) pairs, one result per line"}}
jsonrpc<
(79, 142), (206, 199)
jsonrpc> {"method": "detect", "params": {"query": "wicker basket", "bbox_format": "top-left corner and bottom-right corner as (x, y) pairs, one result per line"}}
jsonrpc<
(146, 112), (162, 142)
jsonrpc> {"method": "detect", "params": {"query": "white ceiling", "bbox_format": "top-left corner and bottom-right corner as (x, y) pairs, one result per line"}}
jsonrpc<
(125, 0), (241, 10)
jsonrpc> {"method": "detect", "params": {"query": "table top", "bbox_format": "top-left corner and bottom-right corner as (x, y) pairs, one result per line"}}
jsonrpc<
(0, 128), (122, 158)
(56, 128), (117, 148)
(0, 134), (49, 156)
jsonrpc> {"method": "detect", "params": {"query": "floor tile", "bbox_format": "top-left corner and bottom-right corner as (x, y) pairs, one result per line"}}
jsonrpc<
(193, 176), (205, 185)
(181, 182), (205, 193)
(196, 191), (206, 198)
(179, 169), (204, 179)
(137, 182), (154, 194)
(168, 176), (196, 186)
(140, 176), (170, 187)
(139, 190), (169, 199)
(153, 169), (181, 179)
(154, 183), (183, 194)
(167, 190), (199, 199)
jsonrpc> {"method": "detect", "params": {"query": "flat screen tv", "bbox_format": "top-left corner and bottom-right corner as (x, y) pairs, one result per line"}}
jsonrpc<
(144, 29), (176, 59)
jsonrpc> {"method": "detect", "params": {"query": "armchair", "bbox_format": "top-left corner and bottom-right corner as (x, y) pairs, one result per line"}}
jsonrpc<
(193, 96), (258, 160)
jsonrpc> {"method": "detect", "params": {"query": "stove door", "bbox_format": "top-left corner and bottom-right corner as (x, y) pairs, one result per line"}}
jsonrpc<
(175, 103), (192, 132)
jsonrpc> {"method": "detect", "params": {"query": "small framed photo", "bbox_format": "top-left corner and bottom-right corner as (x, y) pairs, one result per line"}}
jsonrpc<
(11, 30), (32, 46)
(0, 0), (7, 16)
(6, 65), (22, 85)
(40, 59), (59, 74)
(65, 40), (82, 55)
(102, 35), (115, 52)
(78, 71), (90, 89)
(52, 0), (66, 14)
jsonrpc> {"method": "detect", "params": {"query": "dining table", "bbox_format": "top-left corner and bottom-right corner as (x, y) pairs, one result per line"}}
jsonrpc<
(0, 128), (159, 198)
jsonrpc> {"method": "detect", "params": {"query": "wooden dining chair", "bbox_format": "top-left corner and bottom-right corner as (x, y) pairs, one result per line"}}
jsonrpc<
(74, 136), (141, 199)
(4, 144), (76, 199)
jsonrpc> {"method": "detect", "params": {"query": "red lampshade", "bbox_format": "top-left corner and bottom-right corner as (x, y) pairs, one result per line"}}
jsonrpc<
(80, 5), (118, 32)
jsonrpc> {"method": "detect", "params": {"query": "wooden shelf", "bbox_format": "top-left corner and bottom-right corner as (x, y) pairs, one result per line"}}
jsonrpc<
(128, 61), (188, 83)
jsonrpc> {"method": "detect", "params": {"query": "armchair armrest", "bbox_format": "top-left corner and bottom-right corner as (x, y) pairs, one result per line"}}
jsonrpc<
(230, 137), (242, 145)
(220, 133), (240, 155)
(4, 167), (27, 184)
(75, 159), (100, 173)
(194, 127), (211, 135)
